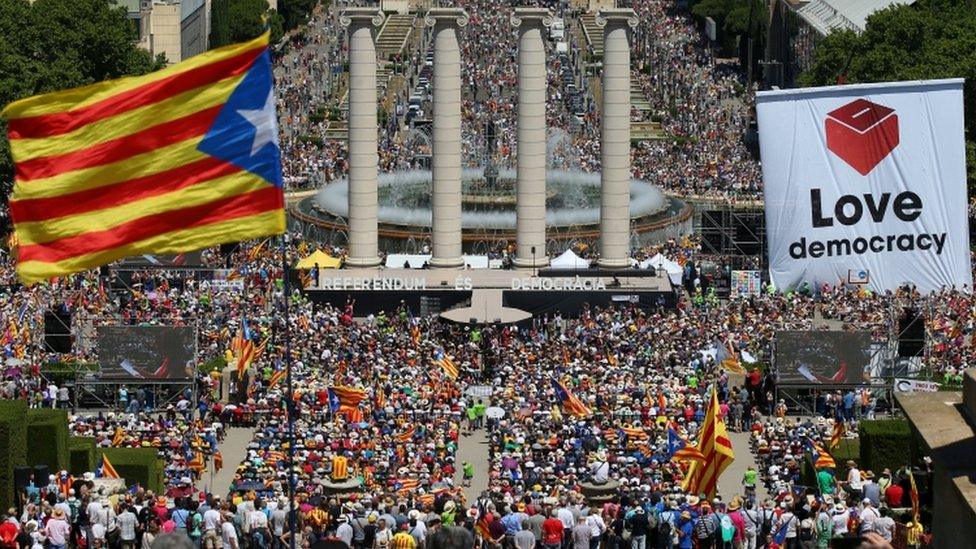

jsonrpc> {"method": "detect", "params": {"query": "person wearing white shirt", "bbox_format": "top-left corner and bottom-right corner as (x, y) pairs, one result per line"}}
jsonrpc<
(831, 503), (850, 537)
(584, 511), (605, 548)
(203, 507), (222, 549)
(847, 462), (864, 499)
(221, 514), (239, 549)
(858, 500), (880, 535)
(337, 516), (354, 547)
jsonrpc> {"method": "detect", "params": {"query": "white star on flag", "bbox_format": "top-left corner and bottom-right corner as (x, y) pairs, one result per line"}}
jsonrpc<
(237, 89), (279, 157)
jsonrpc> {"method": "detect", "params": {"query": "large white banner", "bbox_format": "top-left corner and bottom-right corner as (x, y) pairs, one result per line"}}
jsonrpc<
(757, 79), (972, 293)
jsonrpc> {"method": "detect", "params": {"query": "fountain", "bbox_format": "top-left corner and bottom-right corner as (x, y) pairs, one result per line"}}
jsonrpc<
(295, 168), (689, 251)
(292, 127), (690, 251)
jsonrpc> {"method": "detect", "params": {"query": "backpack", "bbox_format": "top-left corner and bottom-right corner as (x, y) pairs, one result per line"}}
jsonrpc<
(719, 515), (735, 542)
(656, 512), (673, 538)
(759, 511), (773, 537)
(646, 509), (658, 530)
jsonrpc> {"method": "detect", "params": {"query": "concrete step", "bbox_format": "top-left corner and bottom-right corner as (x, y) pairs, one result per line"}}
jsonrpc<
(376, 14), (415, 57)
(580, 13), (603, 57)
(631, 76), (651, 112)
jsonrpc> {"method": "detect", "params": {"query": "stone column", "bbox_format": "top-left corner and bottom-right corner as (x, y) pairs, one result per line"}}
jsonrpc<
(425, 8), (468, 268)
(596, 9), (638, 269)
(512, 8), (552, 269)
(341, 8), (385, 267)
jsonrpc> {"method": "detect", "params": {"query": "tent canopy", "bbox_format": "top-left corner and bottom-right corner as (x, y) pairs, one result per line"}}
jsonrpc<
(639, 253), (682, 284)
(296, 250), (341, 269)
(550, 249), (590, 269)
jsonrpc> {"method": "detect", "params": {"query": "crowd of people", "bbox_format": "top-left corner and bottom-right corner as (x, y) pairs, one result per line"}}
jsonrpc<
(0, 228), (941, 547)
(0, 2), (954, 549)
(271, 0), (763, 203)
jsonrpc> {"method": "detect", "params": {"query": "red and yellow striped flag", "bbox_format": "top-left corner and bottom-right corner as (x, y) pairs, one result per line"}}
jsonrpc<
(99, 454), (121, 479)
(268, 368), (286, 389)
(681, 387), (734, 499)
(2, 33), (285, 284)
(551, 378), (592, 417)
(395, 425), (416, 443)
(829, 420), (844, 450)
(434, 356), (459, 380)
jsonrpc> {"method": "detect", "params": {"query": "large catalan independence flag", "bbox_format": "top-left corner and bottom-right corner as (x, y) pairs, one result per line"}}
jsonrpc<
(2, 33), (285, 283)
(681, 386), (734, 498)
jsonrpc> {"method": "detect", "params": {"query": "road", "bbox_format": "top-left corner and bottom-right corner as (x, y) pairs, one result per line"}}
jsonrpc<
(717, 429), (769, 503)
(454, 427), (490, 504)
(196, 426), (255, 496)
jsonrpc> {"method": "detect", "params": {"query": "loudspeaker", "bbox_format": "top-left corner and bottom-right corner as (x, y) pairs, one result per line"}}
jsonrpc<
(44, 307), (72, 354)
(13, 466), (32, 490)
(33, 465), (50, 484)
(898, 307), (925, 357)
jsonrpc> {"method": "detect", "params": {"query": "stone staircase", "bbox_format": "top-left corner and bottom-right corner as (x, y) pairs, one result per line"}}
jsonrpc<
(376, 14), (415, 59)
(580, 12), (603, 57)
(631, 76), (651, 113)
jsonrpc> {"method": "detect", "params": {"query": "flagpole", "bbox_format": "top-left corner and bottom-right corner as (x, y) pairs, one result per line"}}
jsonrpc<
(281, 233), (296, 549)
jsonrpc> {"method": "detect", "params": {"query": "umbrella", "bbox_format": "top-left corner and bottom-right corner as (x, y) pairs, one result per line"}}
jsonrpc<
(485, 407), (505, 419)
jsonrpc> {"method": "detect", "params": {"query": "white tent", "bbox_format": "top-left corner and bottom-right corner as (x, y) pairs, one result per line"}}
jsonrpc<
(639, 253), (682, 284)
(550, 249), (590, 269)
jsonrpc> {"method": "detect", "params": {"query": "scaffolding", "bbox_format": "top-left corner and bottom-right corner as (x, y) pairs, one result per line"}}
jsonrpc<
(695, 207), (767, 270)
(47, 312), (200, 413)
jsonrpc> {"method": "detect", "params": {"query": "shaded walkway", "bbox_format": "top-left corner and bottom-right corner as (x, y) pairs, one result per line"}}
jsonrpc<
(196, 426), (255, 496)
(718, 430), (768, 502)
(454, 428), (490, 504)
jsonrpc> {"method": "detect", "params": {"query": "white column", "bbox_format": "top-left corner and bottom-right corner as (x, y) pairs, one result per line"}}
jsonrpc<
(341, 8), (385, 267)
(596, 9), (638, 269)
(512, 8), (552, 269)
(425, 8), (468, 268)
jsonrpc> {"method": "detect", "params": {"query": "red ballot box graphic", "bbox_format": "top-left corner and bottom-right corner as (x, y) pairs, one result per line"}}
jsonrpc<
(825, 99), (899, 175)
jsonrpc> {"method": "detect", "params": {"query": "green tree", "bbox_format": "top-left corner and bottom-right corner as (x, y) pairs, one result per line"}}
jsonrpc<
(210, 0), (277, 49)
(690, 0), (768, 76)
(279, 0), (319, 31)
(0, 0), (162, 210)
(800, 0), (976, 193)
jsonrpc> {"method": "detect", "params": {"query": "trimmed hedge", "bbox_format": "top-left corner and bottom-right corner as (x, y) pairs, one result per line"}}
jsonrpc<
(97, 448), (164, 494)
(0, 400), (28, 510)
(859, 419), (920, 474)
(26, 409), (69, 471)
(69, 437), (97, 476)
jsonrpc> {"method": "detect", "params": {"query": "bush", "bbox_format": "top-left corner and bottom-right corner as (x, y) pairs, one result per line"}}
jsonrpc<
(27, 409), (69, 471)
(0, 400), (28, 510)
(69, 437), (96, 476)
(859, 419), (919, 474)
(199, 355), (227, 375)
(97, 448), (164, 494)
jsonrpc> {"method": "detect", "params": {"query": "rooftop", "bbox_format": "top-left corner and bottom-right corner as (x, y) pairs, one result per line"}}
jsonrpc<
(797, 0), (917, 35)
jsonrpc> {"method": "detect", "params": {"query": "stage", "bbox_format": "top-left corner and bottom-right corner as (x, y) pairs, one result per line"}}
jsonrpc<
(302, 267), (677, 319)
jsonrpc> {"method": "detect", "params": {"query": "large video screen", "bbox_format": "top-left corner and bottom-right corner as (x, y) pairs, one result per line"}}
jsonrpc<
(96, 326), (196, 381)
(775, 331), (875, 385)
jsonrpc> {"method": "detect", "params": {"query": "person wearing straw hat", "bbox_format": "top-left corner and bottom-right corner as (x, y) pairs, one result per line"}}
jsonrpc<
(44, 508), (71, 549)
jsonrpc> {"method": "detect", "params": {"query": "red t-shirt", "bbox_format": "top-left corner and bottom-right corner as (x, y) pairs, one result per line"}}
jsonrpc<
(0, 522), (18, 548)
(885, 484), (904, 507)
(543, 518), (564, 545)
